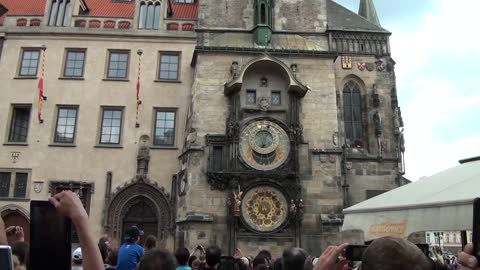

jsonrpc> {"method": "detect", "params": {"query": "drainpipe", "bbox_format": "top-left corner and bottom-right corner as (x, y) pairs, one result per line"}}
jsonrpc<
(341, 144), (350, 209)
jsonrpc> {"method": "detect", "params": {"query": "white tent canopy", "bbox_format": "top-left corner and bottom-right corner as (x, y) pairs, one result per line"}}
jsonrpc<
(342, 158), (480, 240)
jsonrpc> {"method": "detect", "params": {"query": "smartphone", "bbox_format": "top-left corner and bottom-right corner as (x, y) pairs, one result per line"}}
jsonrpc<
(473, 198), (480, 260)
(30, 200), (72, 270)
(416, 244), (430, 257)
(0, 245), (14, 270)
(220, 256), (235, 270)
(345, 245), (368, 261)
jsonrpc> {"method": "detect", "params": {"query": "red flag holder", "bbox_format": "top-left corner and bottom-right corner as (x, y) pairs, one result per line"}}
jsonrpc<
(136, 49), (143, 128)
(38, 46), (47, 124)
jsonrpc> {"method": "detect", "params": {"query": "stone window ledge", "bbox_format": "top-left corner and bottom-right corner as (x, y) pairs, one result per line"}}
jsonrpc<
(102, 78), (130, 82)
(0, 197), (30, 202)
(94, 144), (123, 149)
(3, 142), (29, 146)
(14, 76), (38, 80)
(150, 146), (178, 150)
(154, 79), (182, 84)
(48, 143), (77, 148)
(58, 77), (85, 80)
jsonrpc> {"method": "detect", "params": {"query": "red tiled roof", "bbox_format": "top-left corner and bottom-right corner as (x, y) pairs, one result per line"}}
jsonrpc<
(83, 0), (135, 18)
(169, 0), (198, 20)
(0, 0), (46, 16)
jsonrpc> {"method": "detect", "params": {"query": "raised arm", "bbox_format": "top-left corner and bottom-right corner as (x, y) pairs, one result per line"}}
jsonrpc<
(49, 190), (104, 270)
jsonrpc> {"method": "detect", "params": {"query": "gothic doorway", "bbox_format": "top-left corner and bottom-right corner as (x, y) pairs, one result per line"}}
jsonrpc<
(104, 178), (172, 243)
(121, 197), (158, 245)
(0, 205), (30, 243)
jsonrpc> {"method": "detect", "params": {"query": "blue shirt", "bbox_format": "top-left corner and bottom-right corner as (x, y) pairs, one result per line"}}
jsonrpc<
(116, 242), (144, 270)
(177, 266), (192, 270)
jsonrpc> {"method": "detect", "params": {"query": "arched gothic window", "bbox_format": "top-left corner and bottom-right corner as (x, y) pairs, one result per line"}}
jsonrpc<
(255, 0), (272, 27)
(343, 80), (363, 147)
(139, 1), (161, 30)
(48, 0), (71, 26)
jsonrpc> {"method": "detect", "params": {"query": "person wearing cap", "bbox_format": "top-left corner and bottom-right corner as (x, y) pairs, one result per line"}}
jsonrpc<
(116, 226), (145, 270)
(72, 247), (83, 270)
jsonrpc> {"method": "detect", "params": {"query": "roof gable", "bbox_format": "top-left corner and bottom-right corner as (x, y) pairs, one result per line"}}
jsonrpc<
(327, 0), (389, 33)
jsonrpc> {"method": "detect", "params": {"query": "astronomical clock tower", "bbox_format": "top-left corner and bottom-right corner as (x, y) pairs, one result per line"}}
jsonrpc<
(175, 0), (405, 255)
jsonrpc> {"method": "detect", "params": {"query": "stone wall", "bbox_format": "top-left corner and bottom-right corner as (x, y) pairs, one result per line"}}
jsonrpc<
(198, 0), (327, 32)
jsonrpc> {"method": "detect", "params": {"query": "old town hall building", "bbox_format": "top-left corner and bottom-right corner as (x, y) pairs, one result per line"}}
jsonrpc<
(0, 0), (407, 254)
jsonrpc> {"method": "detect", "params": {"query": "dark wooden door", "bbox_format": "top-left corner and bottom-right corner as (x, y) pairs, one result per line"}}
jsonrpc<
(3, 212), (30, 244)
(122, 199), (158, 245)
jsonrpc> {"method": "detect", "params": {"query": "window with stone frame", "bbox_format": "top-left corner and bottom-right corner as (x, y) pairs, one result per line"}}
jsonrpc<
(158, 52), (180, 81)
(99, 108), (123, 144)
(138, 1), (161, 30)
(107, 50), (129, 79)
(8, 105), (31, 143)
(246, 90), (257, 105)
(47, 0), (72, 26)
(0, 170), (30, 198)
(49, 181), (93, 243)
(176, 0), (193, 3)
(54, 106), (78, 144)
(343, 80), (364, 147)
(271, 91), (281, 105)
(63, 49), (86, 78)
(18, 49), (40, 77)
(154, 109), (176, 146)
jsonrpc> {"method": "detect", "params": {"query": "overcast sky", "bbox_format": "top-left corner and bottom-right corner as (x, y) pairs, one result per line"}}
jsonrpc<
(334, 0), (480, 181)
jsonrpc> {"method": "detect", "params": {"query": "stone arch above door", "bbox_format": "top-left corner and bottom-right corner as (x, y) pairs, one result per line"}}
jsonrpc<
(0, 204), (30, 243)
(104, 177), (173, 241)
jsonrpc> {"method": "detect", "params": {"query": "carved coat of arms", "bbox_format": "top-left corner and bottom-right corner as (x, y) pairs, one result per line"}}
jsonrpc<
(357, 62), (366, 71)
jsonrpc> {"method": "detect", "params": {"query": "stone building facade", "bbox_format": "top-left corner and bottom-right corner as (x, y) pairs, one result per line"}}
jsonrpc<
(0, 0), (407, 256)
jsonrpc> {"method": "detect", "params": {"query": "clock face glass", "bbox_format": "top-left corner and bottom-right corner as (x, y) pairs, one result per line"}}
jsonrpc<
(239, 120), (290, 171)
(241, 186), (288, 232)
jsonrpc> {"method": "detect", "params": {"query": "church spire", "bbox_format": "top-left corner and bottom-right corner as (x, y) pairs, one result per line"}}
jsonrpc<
(358, 0), (381, 26)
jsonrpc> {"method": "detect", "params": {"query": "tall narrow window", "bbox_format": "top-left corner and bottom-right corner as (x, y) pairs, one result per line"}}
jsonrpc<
(0, 172), (11, 197)
(19, 49), (40, 77)
(158, 53), (180, 80)
(64, 50), (85, 78)
(100, 108), (123, 144)
(55, 107), (78, 143)
(138, 1), (161, 30)
(107, 51), (129, 79)
(48, 0), (71, 26)
(14, 173), (28, 198)
(139, 3), (146, 29)
(246, 90), (257, 104)
(260, 4), (266, 24)
(343, 80), (363, 146)
(271, 91), (281, 105)
(213, 146), (223, 171)
(9, 106), (31, 143)
(154, 110), (176, 146)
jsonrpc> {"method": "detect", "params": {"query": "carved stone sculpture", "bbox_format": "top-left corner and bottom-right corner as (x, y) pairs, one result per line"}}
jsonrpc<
(233, 190), (243, 217)
(137, 135), (151, 177)
(289, 200), (297, 220)
(373, 111), (382, 137)
(393, 107), (401, 135)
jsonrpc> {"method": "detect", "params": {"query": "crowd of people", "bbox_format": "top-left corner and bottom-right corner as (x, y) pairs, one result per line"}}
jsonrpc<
(1, 190), (479, 270)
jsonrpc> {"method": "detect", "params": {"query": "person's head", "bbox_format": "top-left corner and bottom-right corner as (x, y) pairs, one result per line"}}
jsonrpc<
(282, 247), (307, 270)
(138, 249), (177, 270)
(145, 235), (157, 251)
(98, 242), (109, 263)
(257, 250), (272, 262)
(252, 256), (268, 269)
(234, 258), (249, 270)
(10, 241), (29, 265)
(175, 247), (190, 266)
(72, 247), (83, 265)
(206, 246), (222, 267)
(125, 225), (144, 243)
(273, 258), (283, 270)
(192, 259), (202, 270)
(98, 235), (110, 246)
(361, 237), (433, 270)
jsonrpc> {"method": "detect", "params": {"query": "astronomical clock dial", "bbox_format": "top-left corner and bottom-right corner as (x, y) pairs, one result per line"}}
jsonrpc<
(241, 186), (288, 233)
(239, 120), (290, 171)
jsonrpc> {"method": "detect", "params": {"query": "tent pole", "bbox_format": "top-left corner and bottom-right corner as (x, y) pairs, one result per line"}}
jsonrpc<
(461, 230), (468, 250)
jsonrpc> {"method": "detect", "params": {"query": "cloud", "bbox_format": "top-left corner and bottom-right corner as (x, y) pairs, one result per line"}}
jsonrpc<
(390, 0), (480, 180)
